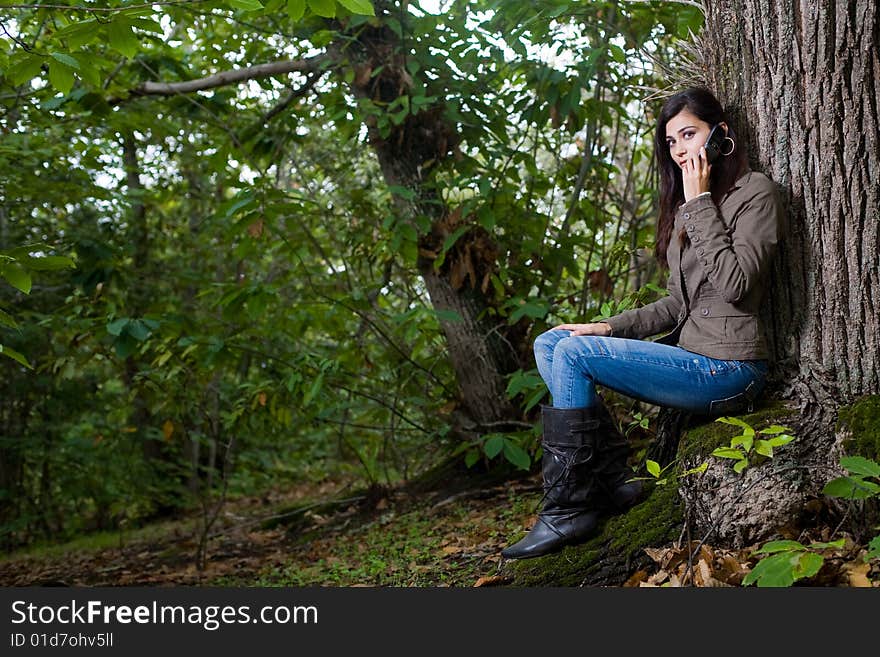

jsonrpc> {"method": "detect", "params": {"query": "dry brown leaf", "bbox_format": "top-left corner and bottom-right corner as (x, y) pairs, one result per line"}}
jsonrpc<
(473, 575), (510, 587)
(624, 570), (649, 587)
(844, 561), (873, 587)
(643, 547), (667, 564)
(695, 559), (712, 586)
(647, 569), (669, 586)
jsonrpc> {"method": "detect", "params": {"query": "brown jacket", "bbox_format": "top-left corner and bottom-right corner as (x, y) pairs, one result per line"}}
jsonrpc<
(605, 169), (782, 360)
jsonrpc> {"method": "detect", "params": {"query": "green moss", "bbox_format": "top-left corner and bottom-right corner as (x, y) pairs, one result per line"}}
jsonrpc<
(676, 400), (797, 463)
(506, 483), (682, 586)
(837, 395), (880, 460)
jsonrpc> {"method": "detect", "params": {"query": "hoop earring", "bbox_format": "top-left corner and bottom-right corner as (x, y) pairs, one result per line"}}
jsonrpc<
(721, 136), (736, 156)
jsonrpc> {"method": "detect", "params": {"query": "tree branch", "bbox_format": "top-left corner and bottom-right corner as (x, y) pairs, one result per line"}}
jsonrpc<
(129, 56), (329, 98)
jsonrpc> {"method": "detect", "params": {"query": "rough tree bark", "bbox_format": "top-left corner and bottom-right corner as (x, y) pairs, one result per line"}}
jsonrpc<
(336, 14), (521, 430)
(674, 0), (880, 546)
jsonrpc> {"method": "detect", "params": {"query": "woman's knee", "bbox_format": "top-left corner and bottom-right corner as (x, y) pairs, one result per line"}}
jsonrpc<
(533, 329), (568, 359)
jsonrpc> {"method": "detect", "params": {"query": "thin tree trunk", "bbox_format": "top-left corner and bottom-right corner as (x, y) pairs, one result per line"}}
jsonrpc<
(336, 17), (519, 429)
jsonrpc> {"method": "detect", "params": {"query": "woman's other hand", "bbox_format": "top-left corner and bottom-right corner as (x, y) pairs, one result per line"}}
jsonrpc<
(682, 146), (712, 202)
(552, 322), (612, 336)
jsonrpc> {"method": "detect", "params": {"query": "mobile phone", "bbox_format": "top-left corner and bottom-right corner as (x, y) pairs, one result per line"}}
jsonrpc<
(704, 124), (726, 164)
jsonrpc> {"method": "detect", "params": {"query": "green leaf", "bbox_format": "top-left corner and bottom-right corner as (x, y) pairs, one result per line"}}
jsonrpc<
(646, 460), (660, 478)
(49, 52), (81, 70)
(464, 448), (479, 469)
(866, 534), (880, 560)
(807, 538), (845, 550)
(715, 417), (754, 435)
(22, 255), (76, 271)
(228, 0), (264, 10)
(733, 459), (749, 474)
(0, 308), (18, 329)
(0, 263), (32, 294)
(483, 434), (504, 459)
(759, 424), (792, 435)
(107, 19), (139, 58)
(754, 440), (773, 458)
(756, 540), (805, 554)
(338, 0), (375, 15)
(840, 455), (880, 478)
(822, 476), (880, 500)
(308, 0), (336, 17)
(47, 60), (75, 94)
(113, 334), (138, 359)
(793, 552), (824, 580)
(286, 0), (306, 20)
(765, 434), (795, 448)
(126, 319), (153, 341)
(503, 441), (531, 471)
(0, 343), (32, 369)
(742, 552), (798, 587)
(730, 433), (754, 453)
(7, 54), (44, 86)
(711, 447), (744, 460)
(523, 387), (546, 414)
(302, 371), (324, 405)
(106, 318), (129, 336)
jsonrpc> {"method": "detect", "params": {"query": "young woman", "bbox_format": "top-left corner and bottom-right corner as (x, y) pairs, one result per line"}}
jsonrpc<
(502, 87), (782, 560)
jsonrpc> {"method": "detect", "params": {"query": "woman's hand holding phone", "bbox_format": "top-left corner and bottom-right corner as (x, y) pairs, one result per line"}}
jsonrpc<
(682, 146), (712, 202)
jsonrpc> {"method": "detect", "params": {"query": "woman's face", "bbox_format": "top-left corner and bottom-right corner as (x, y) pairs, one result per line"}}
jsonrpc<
(664, 109), (725, 171)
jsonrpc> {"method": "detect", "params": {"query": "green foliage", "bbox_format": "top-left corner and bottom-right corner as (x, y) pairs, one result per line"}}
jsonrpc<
(0, 0), (702, 549)
(744, 455), (880, 587)
(625, 411), (650, 438)
(742, 539), (842, 587)
(822, 455), (880, 564)
(710, 417), (795, 473)
(0, 245), (75, 367)
(822, 456), (880, 500)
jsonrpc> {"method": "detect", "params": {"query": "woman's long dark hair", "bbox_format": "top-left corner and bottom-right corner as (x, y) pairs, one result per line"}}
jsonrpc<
(653, 87), (748, 269)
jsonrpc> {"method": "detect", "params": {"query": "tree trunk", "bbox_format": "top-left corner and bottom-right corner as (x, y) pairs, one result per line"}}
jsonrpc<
(121, 133), (159, 463)
(338, 17), (520, 429)
(675, 0), (880, 546)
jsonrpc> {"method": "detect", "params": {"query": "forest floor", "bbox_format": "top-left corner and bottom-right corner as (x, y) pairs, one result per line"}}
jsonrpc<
(1, 473), (877, 587)
(0, 475), (538, 587)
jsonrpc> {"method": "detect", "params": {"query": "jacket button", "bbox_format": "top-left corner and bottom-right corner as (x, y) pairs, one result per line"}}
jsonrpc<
(701, 308), (710, 316)
(692, 236), (700, 242)
(698, 248), (705, 255)
(687, 223), (695, 231)
(684, 213), (690, 219)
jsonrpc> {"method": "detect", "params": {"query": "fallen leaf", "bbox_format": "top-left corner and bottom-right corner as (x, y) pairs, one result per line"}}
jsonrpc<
(474, 575), (510, 587)
(844, 561), (873, 587)
(623, 570), (648, 587)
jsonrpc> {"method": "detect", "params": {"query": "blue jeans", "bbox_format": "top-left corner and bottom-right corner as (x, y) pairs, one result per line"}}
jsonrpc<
(534, 329), (769, 415)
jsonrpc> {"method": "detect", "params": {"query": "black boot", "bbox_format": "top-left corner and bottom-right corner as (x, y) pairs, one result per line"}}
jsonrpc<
(501, 403), (643, 560)
(590, 401), (644, 511)
(501, 405), (602, 560)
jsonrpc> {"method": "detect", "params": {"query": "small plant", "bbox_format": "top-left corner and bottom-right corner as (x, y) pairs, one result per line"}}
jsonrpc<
(625, 411), (650, 439)
(822, 455), (880, 564)
(710, 417), (795, 473)
(631, 458), (707, 487)
(454, 431), (534, 471)
(505, 368), (547, 414)
(742, 539), (845, 587)
(744, 455), (880, 587)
